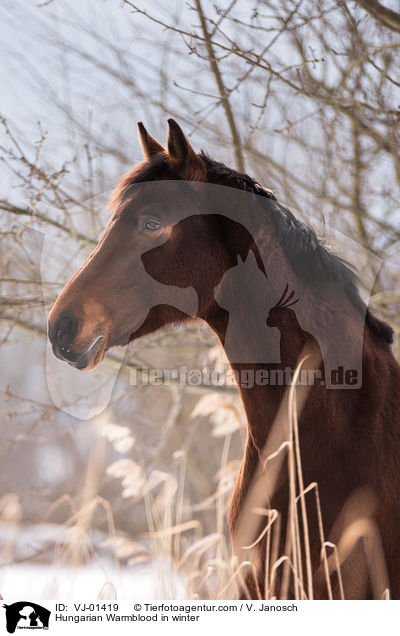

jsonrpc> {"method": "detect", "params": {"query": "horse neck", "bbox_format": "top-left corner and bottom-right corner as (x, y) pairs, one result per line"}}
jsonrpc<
(206, 249), (389, 467)
(206, 249), (313, 454)
(217, 331), (318, 457)
(207, 291), (322, 534)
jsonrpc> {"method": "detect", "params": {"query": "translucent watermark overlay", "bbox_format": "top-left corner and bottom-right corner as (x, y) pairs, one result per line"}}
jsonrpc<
(30, 179), (384, 417)
(129, 365), (359, 389)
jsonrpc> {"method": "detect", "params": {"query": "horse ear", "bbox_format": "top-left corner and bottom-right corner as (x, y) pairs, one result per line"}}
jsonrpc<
(167, 118), (205, 177)
(137, 122), (164, 159)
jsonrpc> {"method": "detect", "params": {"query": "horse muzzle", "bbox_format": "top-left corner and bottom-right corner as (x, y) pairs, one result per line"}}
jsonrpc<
(48, 312), (106, 370)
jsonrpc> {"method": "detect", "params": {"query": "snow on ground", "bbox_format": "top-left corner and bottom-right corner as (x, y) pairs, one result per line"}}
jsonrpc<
(0, 524), (185, 599)
(0, 561), (160, 599)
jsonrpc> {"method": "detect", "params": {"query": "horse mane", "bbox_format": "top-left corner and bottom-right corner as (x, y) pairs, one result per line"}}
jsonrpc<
(200, 153), (393, 346)
(112, 151), (394, 346)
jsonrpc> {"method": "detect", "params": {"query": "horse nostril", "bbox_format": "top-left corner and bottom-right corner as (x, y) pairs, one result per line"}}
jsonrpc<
(52, 313), (78, 348)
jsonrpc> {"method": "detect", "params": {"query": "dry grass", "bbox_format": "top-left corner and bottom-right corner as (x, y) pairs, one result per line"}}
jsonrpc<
(192, 353), (389, 598)
(97, 350), (390, 600)
(0, 352), (391, 600)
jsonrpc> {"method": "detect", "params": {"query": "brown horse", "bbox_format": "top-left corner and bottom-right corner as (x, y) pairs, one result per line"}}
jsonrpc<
(48, 119), (400, 599)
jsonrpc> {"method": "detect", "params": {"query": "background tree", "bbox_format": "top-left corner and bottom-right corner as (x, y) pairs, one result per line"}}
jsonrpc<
(0, 0), (398, 598)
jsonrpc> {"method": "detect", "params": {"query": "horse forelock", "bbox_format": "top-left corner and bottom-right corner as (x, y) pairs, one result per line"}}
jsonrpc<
(109, 153), (167, 210)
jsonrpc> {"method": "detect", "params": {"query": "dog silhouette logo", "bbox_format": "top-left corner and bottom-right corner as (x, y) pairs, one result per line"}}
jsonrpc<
(3, 602), (50, 633)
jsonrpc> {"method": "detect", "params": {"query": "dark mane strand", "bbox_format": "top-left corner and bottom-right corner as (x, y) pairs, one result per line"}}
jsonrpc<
(200, 152), (277, 200)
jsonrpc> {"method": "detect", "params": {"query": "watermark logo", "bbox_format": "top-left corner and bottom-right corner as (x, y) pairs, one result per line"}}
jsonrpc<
(3, 603), (50, 633)
(36, 180), (384, 417)
(129, 365), (359, 388)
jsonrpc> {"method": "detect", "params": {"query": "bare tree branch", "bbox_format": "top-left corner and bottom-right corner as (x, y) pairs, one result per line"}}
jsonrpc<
(358, 0), (400, 33)
(193, 0), (245, 172)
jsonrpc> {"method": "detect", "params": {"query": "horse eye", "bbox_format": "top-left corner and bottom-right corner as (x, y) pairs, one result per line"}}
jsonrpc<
(141, 218), (161, 233)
